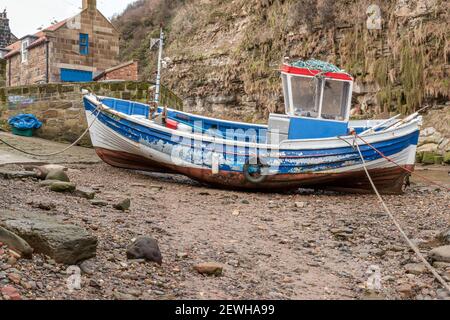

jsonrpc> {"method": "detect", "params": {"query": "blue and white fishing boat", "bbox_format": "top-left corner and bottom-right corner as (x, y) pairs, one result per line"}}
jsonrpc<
(83, 31), (422, 194)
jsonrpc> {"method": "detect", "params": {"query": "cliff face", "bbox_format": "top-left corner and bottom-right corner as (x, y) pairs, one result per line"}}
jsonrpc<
(116, 0), (449, 122)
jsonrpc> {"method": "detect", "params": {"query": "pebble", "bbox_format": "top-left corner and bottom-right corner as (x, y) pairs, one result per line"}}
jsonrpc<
(404, 263), (427, 275)
(90, 199), (108, 207)
(1, 286), (21, 300)
(194, 262), (223, 276)
(8, 273), (21, 284)
(295, 202), (306, 208)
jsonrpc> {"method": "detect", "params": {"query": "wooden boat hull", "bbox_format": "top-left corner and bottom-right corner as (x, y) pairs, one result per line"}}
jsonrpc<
(96, 146), (412, 194)
(84, 96), (420, 195)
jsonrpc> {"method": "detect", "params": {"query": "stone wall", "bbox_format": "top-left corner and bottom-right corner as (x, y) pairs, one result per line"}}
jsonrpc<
(6, 42), (48, 86)
(0, 59), (5, 87)
(0, 81), (183, 146)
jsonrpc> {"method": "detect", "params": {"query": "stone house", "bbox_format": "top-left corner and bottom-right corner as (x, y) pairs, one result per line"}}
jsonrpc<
(3, 0), (120, 86)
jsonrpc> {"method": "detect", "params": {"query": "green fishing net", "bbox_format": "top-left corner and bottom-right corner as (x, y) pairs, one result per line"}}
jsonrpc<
(290, 59), (343, 73)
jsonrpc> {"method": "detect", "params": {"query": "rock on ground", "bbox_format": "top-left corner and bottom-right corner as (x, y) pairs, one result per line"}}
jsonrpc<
(75, 187), (96, 200)
(34, 165), (67, 180)
(194, 262), (224, 276)
(404, 263), (427, 275)
(0, 170), (38, 180)
(114, 199), (131, 211)
(46, 169), (70, 182)
(429, 246), (450, 263)
(126, 237), (163, 265)
(0, 210), (97, 265)
(49, 181), (76, 193)
(0, 226), (33, 258)
(438, 229), (450, 245)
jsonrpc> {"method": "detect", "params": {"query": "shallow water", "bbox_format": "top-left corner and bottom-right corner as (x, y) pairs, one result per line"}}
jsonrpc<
(412, 165), (450, 188)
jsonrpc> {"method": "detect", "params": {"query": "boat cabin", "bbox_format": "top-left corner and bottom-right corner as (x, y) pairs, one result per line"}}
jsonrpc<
(268, 61), (353, 142)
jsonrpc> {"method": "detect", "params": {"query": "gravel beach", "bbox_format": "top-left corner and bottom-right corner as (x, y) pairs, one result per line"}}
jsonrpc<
(0, 161), (449, 300)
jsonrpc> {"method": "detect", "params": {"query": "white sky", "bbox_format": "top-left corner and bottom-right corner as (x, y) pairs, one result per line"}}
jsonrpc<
(2, 0), (138, 38)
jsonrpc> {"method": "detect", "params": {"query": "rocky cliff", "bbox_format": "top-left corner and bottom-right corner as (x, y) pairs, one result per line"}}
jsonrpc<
(115, 0), (449, 123)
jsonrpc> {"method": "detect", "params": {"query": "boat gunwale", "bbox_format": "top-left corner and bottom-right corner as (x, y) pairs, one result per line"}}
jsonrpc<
(84, 95), (421, 151)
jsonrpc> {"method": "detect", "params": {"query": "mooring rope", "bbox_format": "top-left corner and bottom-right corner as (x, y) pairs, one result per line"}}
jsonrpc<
(0, 106), (101, 157)
(352, 134), (450, 294)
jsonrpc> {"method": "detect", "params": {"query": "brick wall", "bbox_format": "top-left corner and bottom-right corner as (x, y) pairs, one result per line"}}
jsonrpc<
(95, 61), (138, 81)
(0, 81), (183, 146)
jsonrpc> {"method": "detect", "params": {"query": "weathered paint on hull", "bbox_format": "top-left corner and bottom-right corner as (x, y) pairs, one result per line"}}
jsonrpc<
(95, 147), (412, 195)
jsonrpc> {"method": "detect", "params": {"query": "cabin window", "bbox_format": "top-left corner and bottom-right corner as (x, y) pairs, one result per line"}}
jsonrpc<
(21, 40), (29, 63)
(281, 74), (290, 114)
(79, 33), (89, 55)
(290, 76), (321, 118)
(321, 80), (350, 121)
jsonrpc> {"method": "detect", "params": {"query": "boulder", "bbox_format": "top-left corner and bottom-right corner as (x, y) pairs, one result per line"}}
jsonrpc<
(416, 152), (423, 163)
(434, 156), (444, 165)
(126, 237), (162, 265)
(421, 152), (438, 165)
(0, 210), (97, 265)
(417, 144), (438, 154)
(75, 187), (96, 200)
(194, 262), (224, 276)
(50, 181), (76, 193)
(429, 245), (450, 263)
(444, 152), (450, 164)
(39, 179), (59, 187)
(0, 170), (38, 180)
(34, 165), (67, 180)
(0, 226), (33, 259)
(114, 199), (131, 211)
(438, 138), (449, 152)
(420, 127), (436, 137)
(419, 131), (443, 146)
(46, 169), (70, 182)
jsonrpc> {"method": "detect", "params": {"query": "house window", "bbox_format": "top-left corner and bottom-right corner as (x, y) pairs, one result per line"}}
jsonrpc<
(21, 40), (29, 63)
(79, 33), (89, 55)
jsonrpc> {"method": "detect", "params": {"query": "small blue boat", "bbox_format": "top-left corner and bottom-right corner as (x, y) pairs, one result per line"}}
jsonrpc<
(83, 60), (422, 194)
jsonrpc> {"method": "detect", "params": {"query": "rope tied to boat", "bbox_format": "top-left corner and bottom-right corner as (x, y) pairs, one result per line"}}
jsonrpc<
(0, 104), (102, 157)
(348, 132), (450, 294)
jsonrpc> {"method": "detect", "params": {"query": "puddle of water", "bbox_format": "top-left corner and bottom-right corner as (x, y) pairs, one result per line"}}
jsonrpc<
(411, 165), (450, 188)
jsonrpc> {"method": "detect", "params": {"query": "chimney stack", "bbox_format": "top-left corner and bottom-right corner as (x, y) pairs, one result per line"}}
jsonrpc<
(82, 0), (97, 11)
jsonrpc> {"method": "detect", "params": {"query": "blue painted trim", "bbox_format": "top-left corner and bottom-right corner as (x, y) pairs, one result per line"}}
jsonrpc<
(79, 33), (89, 55)
(61, 68), (93, 82)
(288, 117), (349, 139)
(84, 97), (418, 175)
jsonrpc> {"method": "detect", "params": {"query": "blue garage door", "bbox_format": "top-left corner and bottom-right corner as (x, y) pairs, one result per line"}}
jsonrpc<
(60, 68), (93, 82)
